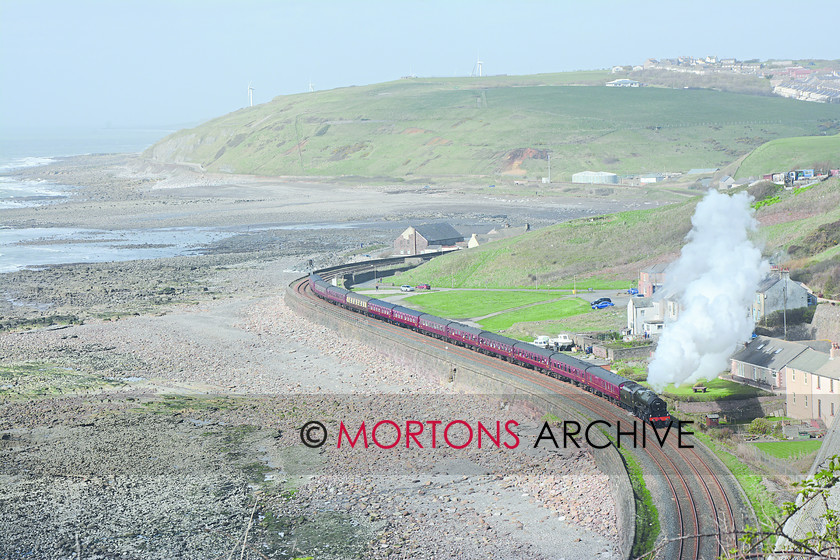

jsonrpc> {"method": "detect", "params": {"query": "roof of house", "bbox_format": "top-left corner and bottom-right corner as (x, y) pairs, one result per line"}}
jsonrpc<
(787, 347), (831, 374)
(642, 262), (670, 274)
(687, 168), (719, 175)
(815, 357), (840, 380)
(731, 335), (809, 371)
(413, 223), (463, 244)
(757, 275), (782, 293)
(629, 297), (654, 308)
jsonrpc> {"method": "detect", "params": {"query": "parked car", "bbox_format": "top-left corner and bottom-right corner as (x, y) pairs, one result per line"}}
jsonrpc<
(627, 288), (639, 295)
(592, 297), (612, 305)
(416, 283), (431, 290)
(400, 285), (415, 292)
(591, 301), (615, 309)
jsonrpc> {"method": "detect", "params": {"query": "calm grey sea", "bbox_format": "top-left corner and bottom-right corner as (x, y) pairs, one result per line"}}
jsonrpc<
(0, 127), (233, 273)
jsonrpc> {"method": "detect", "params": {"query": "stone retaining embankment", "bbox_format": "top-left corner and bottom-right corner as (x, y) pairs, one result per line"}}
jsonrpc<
(286, 280), (637, 559)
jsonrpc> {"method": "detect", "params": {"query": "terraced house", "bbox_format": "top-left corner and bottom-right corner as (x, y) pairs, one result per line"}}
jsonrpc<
(785, 344), (840, 427)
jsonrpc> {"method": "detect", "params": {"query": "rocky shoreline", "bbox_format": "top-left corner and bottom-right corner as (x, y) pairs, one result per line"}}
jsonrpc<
(1, 156), (623, 559)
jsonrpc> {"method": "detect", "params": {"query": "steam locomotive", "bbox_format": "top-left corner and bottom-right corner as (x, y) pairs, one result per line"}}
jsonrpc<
(308, 273), (672, 426)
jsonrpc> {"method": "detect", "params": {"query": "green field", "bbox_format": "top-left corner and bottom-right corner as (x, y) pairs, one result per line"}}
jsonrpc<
(500, 307), (628, 339)
(734, 134), (840, 179)
(753, 440), (823, 459)
(147, 72), (840, 179)
(401, 289), (565, 319)
(477, 298), (592, 332)
(654, 378), (772, 402)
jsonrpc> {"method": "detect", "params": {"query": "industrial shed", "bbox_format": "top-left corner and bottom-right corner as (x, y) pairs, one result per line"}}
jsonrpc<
(394, 223), (463, 255)
(572, 171), (619, 185)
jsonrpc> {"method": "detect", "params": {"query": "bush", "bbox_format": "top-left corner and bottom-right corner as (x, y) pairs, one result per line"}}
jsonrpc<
(758, 306), (815, 328)
(748, 417), (773, 436)
(711, 427), (733, 441)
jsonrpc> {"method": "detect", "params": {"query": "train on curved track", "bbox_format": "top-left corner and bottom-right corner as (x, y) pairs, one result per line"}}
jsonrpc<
(309, 273), (673, 426)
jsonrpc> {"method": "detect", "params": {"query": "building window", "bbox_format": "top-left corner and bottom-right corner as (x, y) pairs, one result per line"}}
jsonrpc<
(793, 370), (796, 381)
(804, 373), (807, 384)
(832, 402), (836, 416)
(805, 395), (808, 407)
(793, 393), (796, 404)
(817, 376), (820, 390)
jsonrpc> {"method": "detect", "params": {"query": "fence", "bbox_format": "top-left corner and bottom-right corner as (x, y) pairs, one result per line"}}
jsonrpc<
(734, 441), (808, 480)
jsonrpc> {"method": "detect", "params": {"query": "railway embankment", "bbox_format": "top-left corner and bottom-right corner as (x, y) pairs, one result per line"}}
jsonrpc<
(286, 278), (638, 559)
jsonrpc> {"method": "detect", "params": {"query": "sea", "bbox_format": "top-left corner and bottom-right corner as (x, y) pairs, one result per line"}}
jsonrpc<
(0, 126), (239, 273)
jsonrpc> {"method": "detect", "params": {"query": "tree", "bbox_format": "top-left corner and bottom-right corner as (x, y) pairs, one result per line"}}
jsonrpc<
(737, 454), (840, 559)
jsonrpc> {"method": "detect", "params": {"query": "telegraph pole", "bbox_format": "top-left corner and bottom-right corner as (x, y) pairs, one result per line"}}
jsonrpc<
(547, 152), (551, 183)
(783, 270), (788, 340)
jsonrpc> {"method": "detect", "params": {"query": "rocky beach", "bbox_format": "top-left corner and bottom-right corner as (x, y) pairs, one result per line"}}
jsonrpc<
(1, 155), (627, 559)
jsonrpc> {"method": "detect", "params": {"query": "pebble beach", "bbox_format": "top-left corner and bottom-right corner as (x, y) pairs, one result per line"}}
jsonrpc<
(0, 155), (623, 559)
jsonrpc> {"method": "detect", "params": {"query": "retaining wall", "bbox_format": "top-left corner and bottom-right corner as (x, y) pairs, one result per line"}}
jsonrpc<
(813, 302), (840, 344)
(287, 280), (637, 559)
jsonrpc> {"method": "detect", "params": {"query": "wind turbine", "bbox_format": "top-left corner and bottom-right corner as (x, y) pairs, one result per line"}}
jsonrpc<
(308, 78), (314, 93)
(471, 52), (484, 77)
(248, 82), (254, 107)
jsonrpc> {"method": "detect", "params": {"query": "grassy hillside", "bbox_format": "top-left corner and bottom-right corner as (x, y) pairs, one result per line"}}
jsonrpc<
(393, 177), (840, 299)
(147, 72), (840, 180)
(393, 201), (696, 288)
(734, 134), (840, 179)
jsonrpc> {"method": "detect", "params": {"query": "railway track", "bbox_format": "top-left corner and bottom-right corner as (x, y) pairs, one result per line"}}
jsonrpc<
(291, 268), (750, 560)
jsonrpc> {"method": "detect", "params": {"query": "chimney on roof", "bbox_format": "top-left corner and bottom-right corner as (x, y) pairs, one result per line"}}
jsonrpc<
(832, 343), (839, 360)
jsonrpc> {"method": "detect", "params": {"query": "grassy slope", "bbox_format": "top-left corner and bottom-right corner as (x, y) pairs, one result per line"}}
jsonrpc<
(393, 177), (840, 338)
(147, 73), (840, 179)
(734, 134), (840, 179)
(394, 201), (696, 288)
(397, 176), (840, 290)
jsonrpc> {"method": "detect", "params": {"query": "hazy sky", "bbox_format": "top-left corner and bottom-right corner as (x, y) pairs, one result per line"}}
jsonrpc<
(2, 0), (838, 130)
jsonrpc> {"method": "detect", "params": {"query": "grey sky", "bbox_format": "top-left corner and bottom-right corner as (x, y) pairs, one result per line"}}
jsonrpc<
(2, 0), (838, 130)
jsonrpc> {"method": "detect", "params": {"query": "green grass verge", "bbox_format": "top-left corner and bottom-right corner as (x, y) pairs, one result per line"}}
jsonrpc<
(477, 298), (592, 332)
(622, 447), (660, 558)
(753, 440), (823, 459)
(401, 289), (564, 319)
(598, 431), (660, 558)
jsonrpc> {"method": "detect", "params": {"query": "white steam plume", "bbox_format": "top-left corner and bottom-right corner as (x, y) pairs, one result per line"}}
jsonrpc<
(647, 189), (769, 391)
